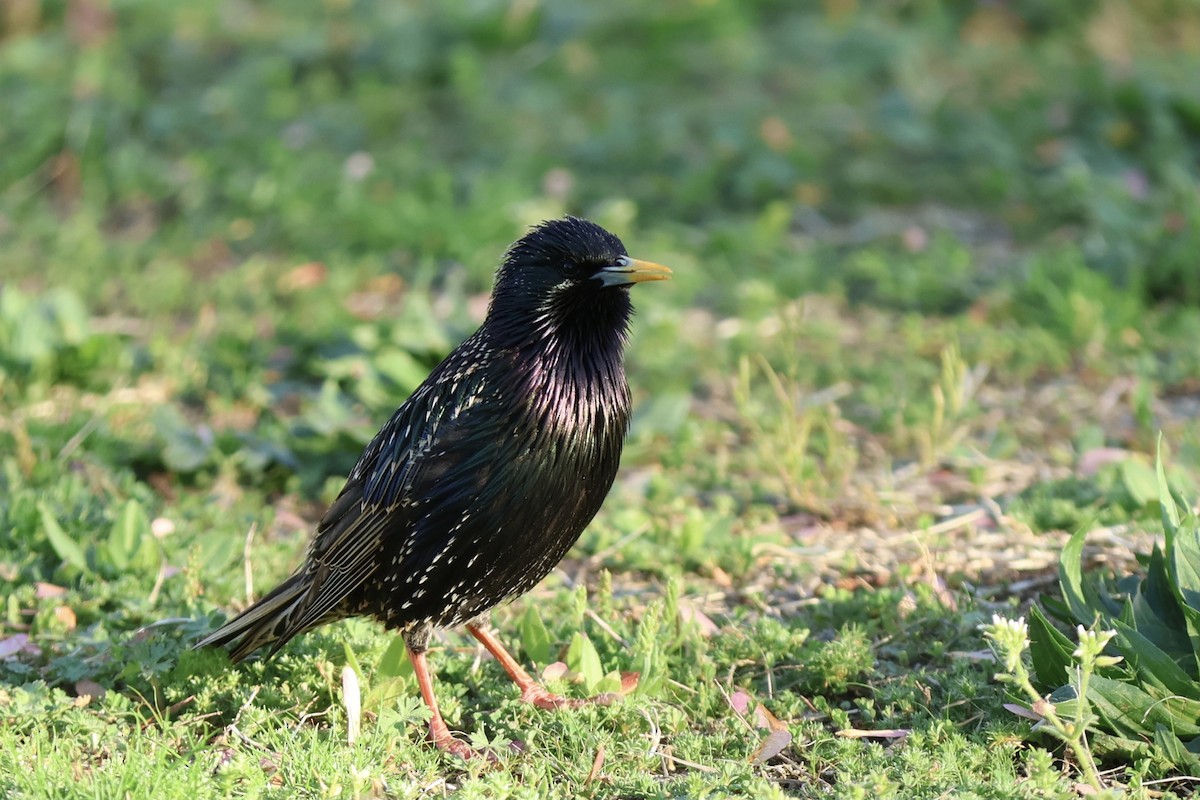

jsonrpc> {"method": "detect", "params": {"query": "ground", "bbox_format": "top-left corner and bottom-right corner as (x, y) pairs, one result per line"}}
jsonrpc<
(2, 2), (1200, 798)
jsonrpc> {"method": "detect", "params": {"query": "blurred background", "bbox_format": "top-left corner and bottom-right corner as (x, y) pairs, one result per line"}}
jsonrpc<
(5, 0), (1200, 303)
(3, 1), (1200, 791)
(6, 0), (1200, 602)
(5, 0), (1200, 495)
(6, 0), (1200, 634)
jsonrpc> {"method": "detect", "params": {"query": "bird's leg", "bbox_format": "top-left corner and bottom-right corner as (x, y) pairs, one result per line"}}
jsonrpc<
(466, 622), (623, 710)
(406, 644), (479, 760)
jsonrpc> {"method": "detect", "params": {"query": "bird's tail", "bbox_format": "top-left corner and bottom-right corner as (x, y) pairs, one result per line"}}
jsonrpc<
(194, 572), (316, 663)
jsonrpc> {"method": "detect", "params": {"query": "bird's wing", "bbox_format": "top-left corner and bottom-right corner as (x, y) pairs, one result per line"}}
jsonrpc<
(280, 350), (506, 634)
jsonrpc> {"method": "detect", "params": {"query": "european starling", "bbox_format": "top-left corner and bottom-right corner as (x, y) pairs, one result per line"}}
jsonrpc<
(195, 217), (670, 758)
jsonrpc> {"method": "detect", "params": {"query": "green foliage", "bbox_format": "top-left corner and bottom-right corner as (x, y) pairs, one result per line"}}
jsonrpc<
(0, 287), (132, 395)
(343, 636), (422, 735)
(36, 498), (160, 580)
(1008, 249), (1149, 353)
(1011, 458), (1196, 533)
(837, 236), (979, 314)
(802, 623), (875, 694)
(1030, 448), (1200, 773)
(564, 632), (609, 694)
(6, 1), (1200, 307)
(518, 604), (552, 668)
(984, 615), (1117, 793)
(4, 1), (1200, 796)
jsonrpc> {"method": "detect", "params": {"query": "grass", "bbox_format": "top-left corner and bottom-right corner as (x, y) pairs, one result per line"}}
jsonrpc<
(3, 1), (1200, 797)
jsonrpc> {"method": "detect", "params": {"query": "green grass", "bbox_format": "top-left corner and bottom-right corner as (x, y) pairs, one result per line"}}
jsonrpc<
(4, 1), (1200, 797)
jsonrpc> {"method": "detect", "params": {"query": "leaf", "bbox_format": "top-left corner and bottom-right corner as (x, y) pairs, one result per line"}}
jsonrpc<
(198, 533), (239, 573)
(108, 499), (149, 571)
(1128, 588), (1191, 663)
(630, 391), (692, 438)
(54, 605), (76, 631)
(0, 634), (30, 659)
(372, 349), (429, 393)
(594, 670), (623, 695)
(1085, 565), (1126, 620)
(1180, 604), (1200, 678)
(1088, 730), (1156, 762)
(38, 503), (88, 573)
(541, 662), (568, 682)
(753, 700), (789, 733)
(836, 728), (910, 739)
(1039, 594), (1073, 625)
(376, 636), (410, 680)
(1028, 604), (1075, 690)
(1060, 526), (1124, 623)
(750, 729), (792, 764)
(34, 583), (66, 599)
(1111, 619), (1195, 696)
(727, 689), (795, 763)
(1153, 725), (1200, 770)
(1156, 436), (1181, 535)
(153, 406), (213, 472)
(1136, 544), (1186, 641)
(1059, 527), (1095, 625)
(1169, 516), (1200, 615)
(1002, 703), (1043, 722)
(519, 604), (552, 666)
(1077, 447), (1132, 477)
(1086, 675), (1200, 739)
(566, 633), (604, 692)
(678, 602), (720, 637)
(1121, 459), (1159, 508)
(728, 690), (752, 716)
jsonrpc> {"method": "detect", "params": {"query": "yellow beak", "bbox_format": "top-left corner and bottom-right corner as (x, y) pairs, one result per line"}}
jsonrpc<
(597, 257), (673, 287)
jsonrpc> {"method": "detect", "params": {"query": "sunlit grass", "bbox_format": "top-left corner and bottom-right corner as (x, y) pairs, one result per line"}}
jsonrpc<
(3, 1), (1200, 797)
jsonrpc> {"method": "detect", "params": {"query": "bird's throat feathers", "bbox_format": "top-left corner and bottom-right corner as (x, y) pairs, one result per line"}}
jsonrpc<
(486, 280), (633, 377)
(481, 280), (633, 444)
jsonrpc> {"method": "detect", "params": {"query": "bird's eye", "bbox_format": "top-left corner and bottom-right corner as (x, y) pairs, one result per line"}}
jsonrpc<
(561, 260), (580, 276)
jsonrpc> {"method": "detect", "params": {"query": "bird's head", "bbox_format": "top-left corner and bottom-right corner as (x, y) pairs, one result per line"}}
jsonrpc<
(485, 217), (670, 348)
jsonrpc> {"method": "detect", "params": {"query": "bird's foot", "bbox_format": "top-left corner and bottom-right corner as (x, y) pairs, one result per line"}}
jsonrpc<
(431, 730), (481, 760)
(520, 684), (606, 710)
(427, 719), (498, 762)
(520, 671), (640, 710)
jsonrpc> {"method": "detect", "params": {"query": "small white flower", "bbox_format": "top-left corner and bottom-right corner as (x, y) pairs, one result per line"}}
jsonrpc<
(982, 615), (1030, 674)
(1072, 626), (1118, 663)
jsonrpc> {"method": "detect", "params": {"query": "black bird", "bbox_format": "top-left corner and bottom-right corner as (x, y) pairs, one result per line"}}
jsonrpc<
(195, 217), (670, 758)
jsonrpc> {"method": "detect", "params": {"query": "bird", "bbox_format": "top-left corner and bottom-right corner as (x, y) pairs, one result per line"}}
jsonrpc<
(194, 216), (670, 759)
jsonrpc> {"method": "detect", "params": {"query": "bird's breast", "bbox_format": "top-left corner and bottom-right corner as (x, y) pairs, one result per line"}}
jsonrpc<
(367, 346), (632, 630)
(522, 352), (630, 458)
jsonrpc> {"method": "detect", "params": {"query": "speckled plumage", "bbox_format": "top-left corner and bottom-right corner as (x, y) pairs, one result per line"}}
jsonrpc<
(196, 218), (667, 671)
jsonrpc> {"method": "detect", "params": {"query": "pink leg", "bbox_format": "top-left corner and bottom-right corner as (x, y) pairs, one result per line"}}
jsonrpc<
(466, 623), (634, 709)
(407, 646), (480, 759)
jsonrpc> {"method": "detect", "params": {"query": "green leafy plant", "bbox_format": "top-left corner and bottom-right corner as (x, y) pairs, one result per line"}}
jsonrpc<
(1028, 446), (1200, 773)
(342, 637), (421, 735)
(564, 632), (623, 696)
(38, 498), (161, 580)
(983, 615), (1115, 793)
(0, 287), (123, 393)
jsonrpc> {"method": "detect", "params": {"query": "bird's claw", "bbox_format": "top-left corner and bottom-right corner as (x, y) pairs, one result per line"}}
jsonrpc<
(520, 686), (604, 710)
(429, 730), (500, 763)
(428, 718), (500, 763)
(520, 671), (639, 710)
(434, 735), (479, 761)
